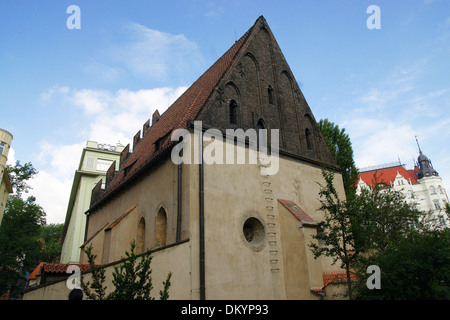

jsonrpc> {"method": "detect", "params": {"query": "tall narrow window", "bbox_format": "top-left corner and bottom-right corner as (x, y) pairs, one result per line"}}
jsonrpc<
(256, 119), (267, 150)
(137, 218), (146, 254)
(268, 86), (274, 105)
(230, 100), (238, 125)
(156, 207), (167, 247)
(430, 186), (436, 195)
(434, 199), (441, 210)
(305, 128), (312, 150)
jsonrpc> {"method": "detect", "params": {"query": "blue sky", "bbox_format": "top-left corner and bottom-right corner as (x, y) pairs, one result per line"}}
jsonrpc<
(1, 0), (449, 224)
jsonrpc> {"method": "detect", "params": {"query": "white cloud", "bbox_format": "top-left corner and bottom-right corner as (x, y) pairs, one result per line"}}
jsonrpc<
(106, 22), (204, 83)
(6, 147), (16, 166)
(34, 85), (187, 224)
(355, 65), (418, 114)
(28, 170), (73, 225)
(343, 118), (417, 169)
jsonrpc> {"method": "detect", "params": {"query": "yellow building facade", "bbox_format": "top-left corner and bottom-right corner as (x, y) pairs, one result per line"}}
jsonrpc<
(60, 141), (124, 264)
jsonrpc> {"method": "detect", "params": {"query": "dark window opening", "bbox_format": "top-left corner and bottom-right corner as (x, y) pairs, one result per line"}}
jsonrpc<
(230, 100), (238, 125)
(305, 128), (312, 150)
(268, 86), (274, 105)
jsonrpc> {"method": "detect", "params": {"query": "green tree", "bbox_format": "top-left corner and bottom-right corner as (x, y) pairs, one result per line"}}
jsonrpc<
(81, 241), (172, 300)
(37, 224), (64, 263)
(354, 224), (450, 300)
(80, 245), (107, 300)
(348, 175), (421, 253)
(309, 169), (357, 299)
(318, 119), (359, 200)
(0, 195), (46, 297)
(6, 161), (38, 196)
(0, 161), (51, 298)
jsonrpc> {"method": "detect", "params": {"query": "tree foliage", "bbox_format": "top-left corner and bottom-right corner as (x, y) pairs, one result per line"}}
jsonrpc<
(0, 161), (64, 298)
(318, 119), (359, 199)
(0, 195), (46, 297)
(37, 223), (64, 263)
(311, 167), (449, 300)
(348, 174), (421, 253)
(6, 161), (37, 196)
(309, 169), (357, 299)
(80, 245), (107, 300)
(81, 241), (172, 300)
(354, 224), (450, 300)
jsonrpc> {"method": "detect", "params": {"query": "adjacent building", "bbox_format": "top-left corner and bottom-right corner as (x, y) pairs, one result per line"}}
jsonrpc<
(357, 143), (449, 228)
(0, 128), (13, 225)
(60, 141), (124, 264)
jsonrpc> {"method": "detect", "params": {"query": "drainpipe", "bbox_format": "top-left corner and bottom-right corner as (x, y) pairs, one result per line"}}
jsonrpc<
(198, 125), (206, 300)
(176, 163), (182, 242)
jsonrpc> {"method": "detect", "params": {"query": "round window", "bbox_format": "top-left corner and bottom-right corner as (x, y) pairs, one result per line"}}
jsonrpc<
(243, 217), (265, 247)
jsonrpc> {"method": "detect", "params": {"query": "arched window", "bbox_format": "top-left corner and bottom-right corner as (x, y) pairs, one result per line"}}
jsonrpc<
(229, 100), (238, 125)
(430, 186), (436, 195)
(267, 86), (274, 105)
(137, 218), (146, 254)
(305, 128), (312, 150)
(156, 207), (167, 247)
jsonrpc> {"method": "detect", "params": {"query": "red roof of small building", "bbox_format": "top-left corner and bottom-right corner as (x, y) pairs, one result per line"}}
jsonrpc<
(29, 262), (93, 279)
(358, 165), (418, 188)
(322, 271), (359, 287)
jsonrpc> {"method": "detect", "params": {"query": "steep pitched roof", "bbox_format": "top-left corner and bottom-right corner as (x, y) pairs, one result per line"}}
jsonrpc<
(89, 17), (260, 211)
(359, 165), (418, 188)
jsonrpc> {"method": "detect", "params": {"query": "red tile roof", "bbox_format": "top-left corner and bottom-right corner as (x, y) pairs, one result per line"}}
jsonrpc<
(358, 165), (418, 188)
(311, 271), (359, 297)
(322, 271), (359, 287)
(29, 262), (93, 279)
(89, 17), (259, 212)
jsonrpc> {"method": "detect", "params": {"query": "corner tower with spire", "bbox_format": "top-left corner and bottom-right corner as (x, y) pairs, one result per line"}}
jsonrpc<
(415, 136), (438, 179)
